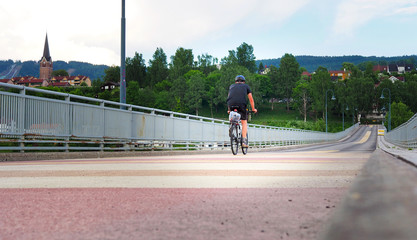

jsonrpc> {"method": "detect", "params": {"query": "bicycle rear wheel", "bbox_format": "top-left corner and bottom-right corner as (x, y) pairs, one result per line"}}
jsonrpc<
(241, 133), (248, 155)
(230, 124), (239, 155)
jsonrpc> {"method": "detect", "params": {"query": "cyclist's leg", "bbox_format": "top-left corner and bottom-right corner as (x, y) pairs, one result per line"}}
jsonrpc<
(239, 104), (248, 139)
(241, 120), (248, 139)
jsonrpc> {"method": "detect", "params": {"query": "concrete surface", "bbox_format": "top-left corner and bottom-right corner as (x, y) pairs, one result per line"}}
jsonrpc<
(319, 135), (417, 240)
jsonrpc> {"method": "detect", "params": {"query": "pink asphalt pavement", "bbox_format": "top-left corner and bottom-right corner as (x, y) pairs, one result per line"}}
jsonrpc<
(0, 148), (370, 240)
(1, 126), (378, 239)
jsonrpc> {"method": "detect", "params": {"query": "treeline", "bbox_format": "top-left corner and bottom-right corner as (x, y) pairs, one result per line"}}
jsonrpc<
(258, 55), (417, 72)
(92, 43), (416, 131)
(3, 42), (417, 131)
(0, 60), (107, 80)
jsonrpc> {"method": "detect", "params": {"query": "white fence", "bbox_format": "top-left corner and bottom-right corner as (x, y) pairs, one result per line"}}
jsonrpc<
(385, 113), (417, 149)
(0, 82), (359, 152)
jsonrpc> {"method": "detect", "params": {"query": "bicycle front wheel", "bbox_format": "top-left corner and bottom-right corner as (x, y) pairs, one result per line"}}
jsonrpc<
(230, 124), (239, 155)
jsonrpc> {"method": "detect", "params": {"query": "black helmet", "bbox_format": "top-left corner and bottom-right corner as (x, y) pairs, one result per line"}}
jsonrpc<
(235, 75), (246, 82)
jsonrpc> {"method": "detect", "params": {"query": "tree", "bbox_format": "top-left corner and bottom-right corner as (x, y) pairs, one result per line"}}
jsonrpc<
(170, 47), (194, 80)
(103, 66), (120, 83)
(277, 53), (300, 111)
(148, 48), (168, 89)
(404, 80), (417, 112)
(206, 71), (222, 117)
(258, 62), (265, 74)
(249, 74), (271, 104)
(221, 50), (238, 66)
(342, 62), (362, 78)
(346, 77), (375, 117)
(126, 81), (140, 105)
(185, 70), (205, 115)
(267, 65), (279, 110)
(364, 62), (377, 83)
(388, 102), (414, 129)
(126, 52), (147, 87)
(292, 76), (311, 122)
(197, 54), (218, 75)
(236, 42), (257, 73)
(52, 69), (69, 77)
(309, 67), (332, 119)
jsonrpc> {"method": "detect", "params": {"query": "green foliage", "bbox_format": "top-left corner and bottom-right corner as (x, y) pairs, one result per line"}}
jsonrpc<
(52, 69), (69, 77)
(197, 54), (218, 75)
(292, 76), (310, 122)
(185, 70), (205, 115)
(257, 55), (417, 73)
(148, 48), (169, 88)
(169, 47), (194, 79)
(104, 66), (120, 83)
(221, 42), (256, 73)
(236, 42), (257, 73)
(126, 52), (147, 87)
(389, 102), (414, 130)
(277, 53), (300, 111)
(309, 67), (332, 119)
(5, 45), (417, 133)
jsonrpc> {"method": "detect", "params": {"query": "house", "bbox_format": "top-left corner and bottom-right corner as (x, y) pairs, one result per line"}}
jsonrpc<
(0, 79), (13, 84)
(67, 75), (91, 86)
(301, 71), (311, 80)
(388, 64), (398, 74)
(329, 70), (351, 81)
(16, 77), (49, 87)
(51, 75), (91, 87)
(260, 65), (270, 75)
(3, 34), (93, 88)
(388, 75), (405, 83)
(101, 82), (119, 91)
(405, 64), (414, 72)
(373, 65), (388, 72)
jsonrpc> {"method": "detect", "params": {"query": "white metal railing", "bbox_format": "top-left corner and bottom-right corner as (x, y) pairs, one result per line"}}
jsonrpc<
(385, 113), (417, 149)
(0, 82), (359, 152)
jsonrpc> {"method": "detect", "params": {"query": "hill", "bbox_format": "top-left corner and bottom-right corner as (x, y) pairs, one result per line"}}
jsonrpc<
(0, 60), (108, 80)
(257, 55), (417, 72)
(2, 55), (417, 80)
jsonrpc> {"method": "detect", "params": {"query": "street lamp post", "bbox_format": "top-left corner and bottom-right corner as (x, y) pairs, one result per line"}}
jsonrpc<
(326, 89), (336, 133)
(120, 0), (126, 108)
(380, 88), (391, 131)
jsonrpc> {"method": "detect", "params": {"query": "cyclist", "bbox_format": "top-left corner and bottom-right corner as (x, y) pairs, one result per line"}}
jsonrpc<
(227, 75), (257, 147)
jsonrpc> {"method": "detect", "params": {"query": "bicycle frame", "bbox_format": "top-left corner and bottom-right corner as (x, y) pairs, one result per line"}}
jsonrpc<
(229, 109), (247, 155)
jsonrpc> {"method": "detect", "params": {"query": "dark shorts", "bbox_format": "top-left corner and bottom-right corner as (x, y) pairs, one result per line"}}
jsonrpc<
(228, 104), (248, 120)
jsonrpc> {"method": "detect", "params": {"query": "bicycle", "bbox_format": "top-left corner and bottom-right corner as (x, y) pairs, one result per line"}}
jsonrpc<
(228, 108), (248, 155)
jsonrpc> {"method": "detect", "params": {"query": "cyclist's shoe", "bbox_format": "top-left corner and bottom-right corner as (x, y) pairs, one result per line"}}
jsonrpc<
(229, 126), (233, 137)
(242, 138), (249, 148)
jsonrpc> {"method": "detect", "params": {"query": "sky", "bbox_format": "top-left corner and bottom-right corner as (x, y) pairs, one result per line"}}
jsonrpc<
(1, 0), (417, 66)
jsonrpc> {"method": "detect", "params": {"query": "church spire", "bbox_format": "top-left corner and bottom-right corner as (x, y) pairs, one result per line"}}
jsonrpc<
(42, 34), (51, 62)
(39, 33), (53, 80)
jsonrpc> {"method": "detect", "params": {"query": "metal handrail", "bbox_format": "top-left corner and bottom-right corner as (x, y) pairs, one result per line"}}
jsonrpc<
(0, 82), (359, 152)
(385, 113), (417, 149)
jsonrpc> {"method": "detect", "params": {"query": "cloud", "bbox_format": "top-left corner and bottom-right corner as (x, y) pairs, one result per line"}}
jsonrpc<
(0, 0), (310, 65)
(332, 0), (417, 38)
(126, 0), (310, 60)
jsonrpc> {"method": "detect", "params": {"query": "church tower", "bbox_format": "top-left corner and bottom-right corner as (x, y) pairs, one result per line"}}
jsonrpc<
(39, 34), (53, 80)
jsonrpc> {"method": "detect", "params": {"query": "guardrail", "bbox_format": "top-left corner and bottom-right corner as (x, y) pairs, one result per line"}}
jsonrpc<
(385, 113), (417, 149)
(0, 82), (359, 152)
